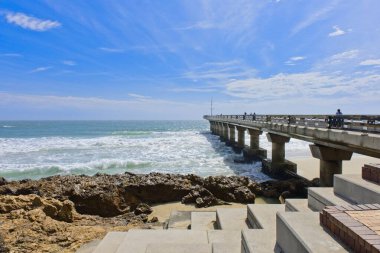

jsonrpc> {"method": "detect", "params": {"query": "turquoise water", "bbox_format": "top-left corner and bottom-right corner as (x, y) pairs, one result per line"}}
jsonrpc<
(0, 120), (274, 181)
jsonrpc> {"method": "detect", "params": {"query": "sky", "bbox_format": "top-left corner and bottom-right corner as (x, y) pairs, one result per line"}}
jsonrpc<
(0, 0), (380, 120)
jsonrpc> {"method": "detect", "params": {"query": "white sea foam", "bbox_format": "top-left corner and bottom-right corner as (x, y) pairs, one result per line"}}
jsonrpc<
(0, 130), (309, 181)
(2, 125), (15, 128)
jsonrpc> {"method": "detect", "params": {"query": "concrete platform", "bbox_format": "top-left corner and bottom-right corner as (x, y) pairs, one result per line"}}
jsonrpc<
(213, 242), (241, 253)
(242, 230), (277, 253)
(334, 174), (380, 204)
(285, 199), (311, 212)
(247, 204), (285, 229)
(207, 230), (241, 243)
(308, 187), (352, 211)
(76, 239), (101, 253)
(216, 208), (250, 230)
(276, 212), (349, 253)
(191, 211), (216, 230)
(115, 230), (208, 253)
(92, 232), (127, 253)
(145, 243), (211, 253)
(167, 210), (191, 229)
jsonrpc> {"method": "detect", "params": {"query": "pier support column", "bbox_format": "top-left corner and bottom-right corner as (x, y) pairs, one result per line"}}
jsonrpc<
(262, 133), (296, 176)
(236, 126), (246, 149)
(243, 128), (267, 160)
(222, 123), (229, 141)
(228, 125), (236, 145)
(210, 122), (215, 134)
(267, 133), (290, 164)
(310, 144), (353, 187)
(216, 122), (221, 136)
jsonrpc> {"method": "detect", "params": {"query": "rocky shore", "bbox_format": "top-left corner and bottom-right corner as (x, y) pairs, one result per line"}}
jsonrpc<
(0, 172), (316, 252)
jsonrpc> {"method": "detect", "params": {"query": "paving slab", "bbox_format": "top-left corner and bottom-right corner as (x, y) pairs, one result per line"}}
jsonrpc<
(334, 174), (380, 204)
(92, 232), (127, 253)
(308, 187), (352, 211)
(207, 230), (241, 243)
(276, 212), (349, 253)
(285, 199), (311, 212)
(191, 211), (216, 230)
(115, 229), (208, 253)
(216, 208), (250, 230)
(247, 204), (285, 229)
(212, 242), (241, 253)
(242, 230), (277, 253)
(167, 210), (191, 229)
(145, 243), (211, 253)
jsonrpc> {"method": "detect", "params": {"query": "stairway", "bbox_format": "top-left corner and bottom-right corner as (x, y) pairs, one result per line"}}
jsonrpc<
(83, 172), (380, 253)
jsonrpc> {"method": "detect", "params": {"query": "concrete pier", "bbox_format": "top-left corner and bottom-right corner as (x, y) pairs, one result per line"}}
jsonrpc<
(222, 123), (229, 142)
(309, 144), (353, 186)
(228, 125), (236, 145)
(243, 129), (267, 160)
(236, 126), (246, 149)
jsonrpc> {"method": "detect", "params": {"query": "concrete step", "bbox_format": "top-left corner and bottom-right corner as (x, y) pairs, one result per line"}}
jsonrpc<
(207, 230), (241, 243)
(167, 210), (191, 229)
(276, 212), (349, 253)
(334, 174), (380, 204)
(285, 199), (312, 212)
(213, 242), (241, 253)
(216, 208), (250, 230)
(191, 211), (216, 230)
(92, 232), (127, 253)
(145, 243), (211, 253)
(247, 204), (285, 229)
(115, 229), (208, 253)
(308, 187), (352, 211)
(75, 239), (101, 253)
(242, 230), (277, 253)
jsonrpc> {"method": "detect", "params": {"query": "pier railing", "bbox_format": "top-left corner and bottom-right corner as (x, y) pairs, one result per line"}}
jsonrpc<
(204, 114), (380, 133)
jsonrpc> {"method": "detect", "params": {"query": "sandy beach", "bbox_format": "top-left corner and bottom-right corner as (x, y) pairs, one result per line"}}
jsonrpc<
(291, 155), (380, 180)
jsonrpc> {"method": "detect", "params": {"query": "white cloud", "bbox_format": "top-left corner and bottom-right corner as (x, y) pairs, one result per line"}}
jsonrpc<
(0, 53), (23, 57)
(328, 25), (346, 37)
(128, 93), (151, 99)
(4, 12), (61, 31)
(291, 0), (340, 35)
(29, 66), (52, 73)
(285, 56), (306, 65)
(62, 60), (76, 66)
(224, 71), (380, 100)
(99, 47), (124, 53)
(169, 87), (217, 93)
(360, 59), (380, 66)
(175, 21), (216, 30)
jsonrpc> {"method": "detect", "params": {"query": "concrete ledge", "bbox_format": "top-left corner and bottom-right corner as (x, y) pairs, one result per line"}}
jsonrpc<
(276, 212), (349, 253)
(216, 208), (250, 230)
(308, 187), (352, 211)
(145, 243), (211, 253)
(242, 230), (277, 253)
(191, 212), (216, 230)
(213, 242), (241, 253)
(334, 174), (380, 204)
(116, 230), (208, 253)
(93, 232), (127, 253)
(247, 204), (284, 229)
(207, 230), (241, 243)
(285, 199), (312, 212)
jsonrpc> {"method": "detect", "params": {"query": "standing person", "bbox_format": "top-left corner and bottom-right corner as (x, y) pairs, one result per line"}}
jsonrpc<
(335, 109), (343, 128)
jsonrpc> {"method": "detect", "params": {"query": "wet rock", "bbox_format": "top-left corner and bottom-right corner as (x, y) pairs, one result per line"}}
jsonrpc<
(0, 177), (7, 187)
(134, 203), (152, 215)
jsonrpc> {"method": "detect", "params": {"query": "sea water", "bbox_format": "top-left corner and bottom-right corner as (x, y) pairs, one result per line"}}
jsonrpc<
(0, 120), (310, 181)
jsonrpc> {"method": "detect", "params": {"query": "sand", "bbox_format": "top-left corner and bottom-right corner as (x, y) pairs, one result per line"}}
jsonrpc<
(291, 155), (380, 180)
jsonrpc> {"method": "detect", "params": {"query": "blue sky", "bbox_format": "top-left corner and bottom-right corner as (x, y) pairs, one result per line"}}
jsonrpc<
(0, 0), (379, 119)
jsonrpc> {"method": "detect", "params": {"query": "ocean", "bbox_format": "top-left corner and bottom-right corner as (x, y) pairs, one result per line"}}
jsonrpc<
(0, 120), (310, 181)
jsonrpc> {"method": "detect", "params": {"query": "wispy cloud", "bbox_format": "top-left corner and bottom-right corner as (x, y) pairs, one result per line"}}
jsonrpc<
(0, 53), (23, 57)
(169, 87), (217, 93)
(360, 59), (380, 66)
(285, 56), (306, 65)
(291, 0), (340, 35)
(175, 21), (216, 31)
(328, 25), (346, 37)
(99, 47), (125, 53)
(128, 93), (151, 99)
(4, 12), (61, 31)
(62, 60), (76, 66)
(329, 50), (359, 62)
(29, 66), (52, 73)
(224, 71), (380, 100)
